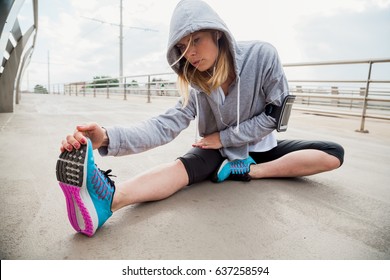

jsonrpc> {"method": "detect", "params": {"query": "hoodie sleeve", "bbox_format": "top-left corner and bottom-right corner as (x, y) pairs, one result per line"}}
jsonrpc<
(219, 43), (289, 148)
(219, 113), (276, 148)
(98, 96), (197, 157)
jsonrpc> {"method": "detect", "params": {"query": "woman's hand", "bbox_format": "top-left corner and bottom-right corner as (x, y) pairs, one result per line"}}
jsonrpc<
(192, 132), (222, 149)
(60, 122), (108, 152)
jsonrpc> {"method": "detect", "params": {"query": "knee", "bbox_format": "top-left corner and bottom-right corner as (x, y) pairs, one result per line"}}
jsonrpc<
(325, 154), (342, 171)
(330, 142), (344, 168)
(324, 142), (344, 170)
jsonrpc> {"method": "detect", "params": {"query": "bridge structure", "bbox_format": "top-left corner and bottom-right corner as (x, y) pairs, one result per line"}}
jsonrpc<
(0, 0), (38, 113)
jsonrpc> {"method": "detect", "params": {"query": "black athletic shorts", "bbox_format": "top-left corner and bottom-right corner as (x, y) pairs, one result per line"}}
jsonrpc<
(178, 139), (344, 185)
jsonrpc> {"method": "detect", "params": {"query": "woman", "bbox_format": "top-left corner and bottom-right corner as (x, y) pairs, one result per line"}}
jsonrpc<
(57, 0), (344, 236)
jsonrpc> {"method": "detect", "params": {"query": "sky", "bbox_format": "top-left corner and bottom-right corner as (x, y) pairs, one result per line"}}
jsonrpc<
(17, 0), (390, 90)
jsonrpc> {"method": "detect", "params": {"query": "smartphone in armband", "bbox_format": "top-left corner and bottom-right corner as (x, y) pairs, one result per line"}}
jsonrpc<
(276, 95), (296, 132)
(265, 95), (296, 132)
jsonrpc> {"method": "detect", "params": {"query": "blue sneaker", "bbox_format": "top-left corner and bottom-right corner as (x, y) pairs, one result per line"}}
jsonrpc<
(212, 156), (256, 183)
(56, 138), (115, 237)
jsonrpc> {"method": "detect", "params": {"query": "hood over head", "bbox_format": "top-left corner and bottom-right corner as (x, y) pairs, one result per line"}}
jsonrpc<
(167, 0), (239, 76)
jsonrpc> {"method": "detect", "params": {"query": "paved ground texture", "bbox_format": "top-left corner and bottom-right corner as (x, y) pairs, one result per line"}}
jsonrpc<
(1, 93), (389, 260)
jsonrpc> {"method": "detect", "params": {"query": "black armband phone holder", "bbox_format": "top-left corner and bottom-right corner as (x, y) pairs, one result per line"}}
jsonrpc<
(265, 95), (296, 132)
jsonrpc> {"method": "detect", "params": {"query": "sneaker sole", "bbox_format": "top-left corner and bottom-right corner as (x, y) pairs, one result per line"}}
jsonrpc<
(56, 145), (97, 237)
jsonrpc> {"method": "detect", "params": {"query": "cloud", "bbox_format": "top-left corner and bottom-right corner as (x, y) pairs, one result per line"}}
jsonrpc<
(295, 5), (390, 61)
(23, 0), (390, 90)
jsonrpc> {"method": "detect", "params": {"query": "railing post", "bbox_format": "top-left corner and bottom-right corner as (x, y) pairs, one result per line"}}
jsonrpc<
(147, 75), (151, 103)
(356, 61), (372, 133)
(93, 84), (96, 98)
(331, 86), (339, 107)
(106, 81), (109, 99)
(124, 77), (127, 100)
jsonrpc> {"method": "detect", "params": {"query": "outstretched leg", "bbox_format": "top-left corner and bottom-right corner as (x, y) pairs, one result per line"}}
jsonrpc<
(111, 159), (189, 212)
(57, 140), (189, 236)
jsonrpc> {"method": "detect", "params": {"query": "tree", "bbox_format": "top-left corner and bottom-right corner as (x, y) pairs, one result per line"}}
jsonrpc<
(88, 76), (119, 88)
(152, 78), (167, 95)
(34, 84), (48, 94)
(126, 79), (139, 87)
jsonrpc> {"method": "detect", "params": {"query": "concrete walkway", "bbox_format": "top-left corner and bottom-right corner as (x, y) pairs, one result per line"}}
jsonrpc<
(0, 93), (389, 260)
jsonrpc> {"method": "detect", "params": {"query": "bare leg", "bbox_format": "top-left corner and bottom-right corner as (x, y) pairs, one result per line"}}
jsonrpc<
(111, 159), (189, 212)
(250, 150), (341, 179)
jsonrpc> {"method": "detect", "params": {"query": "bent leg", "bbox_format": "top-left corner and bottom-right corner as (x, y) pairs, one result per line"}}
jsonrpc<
(250, 149), (341, 179)
(249, 140), (344, 179)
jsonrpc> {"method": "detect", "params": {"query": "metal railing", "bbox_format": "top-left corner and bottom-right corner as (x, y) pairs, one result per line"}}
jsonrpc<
(283, 58), (390, 132)
(58, 72), (179, 102)
(50, 58), (390, 133)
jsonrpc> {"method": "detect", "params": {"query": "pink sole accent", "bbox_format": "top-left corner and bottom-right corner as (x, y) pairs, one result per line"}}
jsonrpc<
(59, 182), (95, 237)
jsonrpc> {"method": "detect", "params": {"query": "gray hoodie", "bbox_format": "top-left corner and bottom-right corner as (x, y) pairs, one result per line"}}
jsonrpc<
(100, 0), (289, 160)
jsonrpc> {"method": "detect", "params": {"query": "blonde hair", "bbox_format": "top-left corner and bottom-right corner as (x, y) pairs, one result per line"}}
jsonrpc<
(174, 31), (234, 107)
